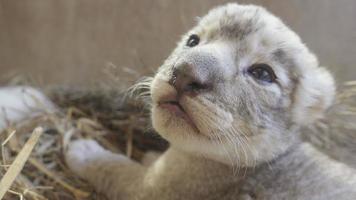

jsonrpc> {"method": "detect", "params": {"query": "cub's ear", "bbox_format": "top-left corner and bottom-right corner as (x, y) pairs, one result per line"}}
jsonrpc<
(292, 67), (335, 126)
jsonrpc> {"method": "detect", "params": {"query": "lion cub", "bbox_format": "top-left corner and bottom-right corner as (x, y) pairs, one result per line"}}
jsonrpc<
(66, 3), (356, 200)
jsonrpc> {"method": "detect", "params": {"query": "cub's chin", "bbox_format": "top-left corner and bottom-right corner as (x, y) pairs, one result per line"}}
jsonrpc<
(151, 103), (199, 140)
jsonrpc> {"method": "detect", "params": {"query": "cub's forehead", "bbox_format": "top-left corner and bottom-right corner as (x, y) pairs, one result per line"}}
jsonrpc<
(184, 4), (312, 71)
(192, 4), (299, 49)
(197, 4), (268, 40)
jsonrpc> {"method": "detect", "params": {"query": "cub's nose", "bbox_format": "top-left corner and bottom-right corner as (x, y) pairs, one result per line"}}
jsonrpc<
(169, 62), (212, 96)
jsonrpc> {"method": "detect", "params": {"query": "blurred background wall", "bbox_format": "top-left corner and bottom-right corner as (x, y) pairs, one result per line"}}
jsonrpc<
(0, 0), (355, 85)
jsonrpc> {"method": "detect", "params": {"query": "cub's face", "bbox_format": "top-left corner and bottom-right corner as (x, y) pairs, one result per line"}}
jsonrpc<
(150, 4), (335, 166)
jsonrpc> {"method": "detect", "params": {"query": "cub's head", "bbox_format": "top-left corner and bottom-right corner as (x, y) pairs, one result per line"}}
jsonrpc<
(149, 3), (335, 166)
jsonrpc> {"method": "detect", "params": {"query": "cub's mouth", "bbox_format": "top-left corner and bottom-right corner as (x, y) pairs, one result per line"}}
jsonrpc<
(159, 100), (186, 118)
(157, 94), (199, 132)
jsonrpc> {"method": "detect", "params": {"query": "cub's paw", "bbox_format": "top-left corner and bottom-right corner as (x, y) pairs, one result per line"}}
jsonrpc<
(65, 139), (108, 176)
(65, 139), (130, 178)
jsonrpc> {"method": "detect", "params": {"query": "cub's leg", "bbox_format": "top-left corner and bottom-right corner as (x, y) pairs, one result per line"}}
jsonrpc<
(65, 139), (147, 200)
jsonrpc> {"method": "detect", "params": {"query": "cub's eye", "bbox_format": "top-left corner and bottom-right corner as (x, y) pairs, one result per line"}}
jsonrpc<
(247, 64), (277, 83)
(186, 34), (200, 47)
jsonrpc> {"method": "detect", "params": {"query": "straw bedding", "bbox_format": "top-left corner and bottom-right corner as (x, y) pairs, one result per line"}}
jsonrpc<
(0, 82), (167, 200)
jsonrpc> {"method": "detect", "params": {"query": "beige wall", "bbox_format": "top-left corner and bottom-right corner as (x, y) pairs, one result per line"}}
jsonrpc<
(0, 0), (355, 85)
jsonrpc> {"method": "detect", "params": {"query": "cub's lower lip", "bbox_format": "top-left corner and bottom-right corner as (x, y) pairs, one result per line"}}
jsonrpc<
(159, 101), (187, 118)
(158, 101), (199, 130)
(158, 100), (199, 132)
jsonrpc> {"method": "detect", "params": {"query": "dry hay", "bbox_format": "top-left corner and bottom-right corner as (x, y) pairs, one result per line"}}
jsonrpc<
(0, 84), (167, 200)
(0, 77), (355, 200)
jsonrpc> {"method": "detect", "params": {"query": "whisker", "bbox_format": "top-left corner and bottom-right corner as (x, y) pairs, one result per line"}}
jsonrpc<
(125, 77), (154, 103)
